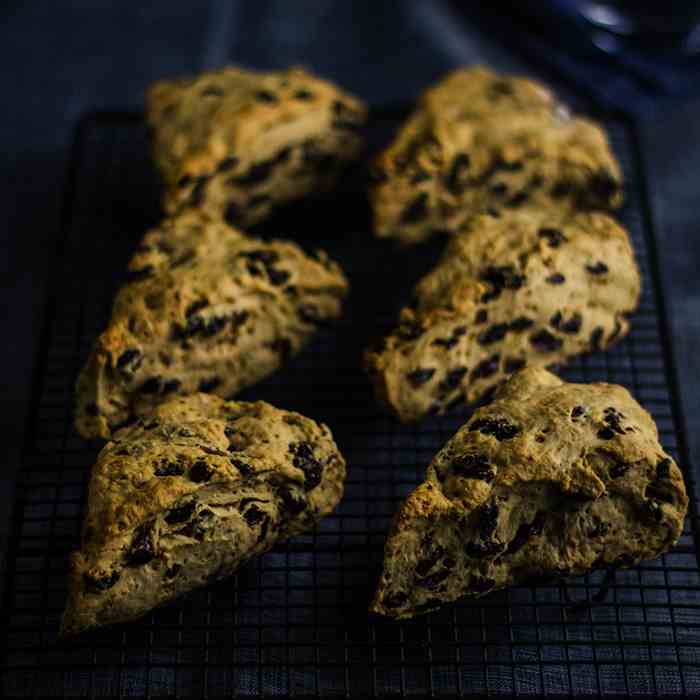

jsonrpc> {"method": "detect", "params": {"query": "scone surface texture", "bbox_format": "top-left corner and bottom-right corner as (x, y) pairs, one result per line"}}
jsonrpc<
(365, 207), (640, 422)
(370, 66), (622, 245)
(75, 210), (348, 440)
(62, 393), (346, 636)
(371, 368), (688, 619)
(147, 65), (367, 227)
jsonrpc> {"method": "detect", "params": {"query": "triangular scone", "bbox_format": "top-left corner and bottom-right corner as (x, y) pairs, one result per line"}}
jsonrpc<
(371, 368), (687, 619)
(365, 208), (640, 422)
(370, 66), (622, 245)
(62, 393), (346, 636)
(147, 65), (367, 227)
(75, 210), (348, 440)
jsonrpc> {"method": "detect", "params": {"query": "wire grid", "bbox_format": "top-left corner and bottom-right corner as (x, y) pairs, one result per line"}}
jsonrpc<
(0, 110), (699, 698)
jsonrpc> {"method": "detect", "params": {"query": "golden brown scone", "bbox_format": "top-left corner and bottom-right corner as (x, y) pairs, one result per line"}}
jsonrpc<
(147, 65), (367, 227)
(365, 208), (640, 423)
(370, 66), (622, 245)
(371, 368), (688, 619)
(75, 211), (348, 440)
(62, 393), (346, 636)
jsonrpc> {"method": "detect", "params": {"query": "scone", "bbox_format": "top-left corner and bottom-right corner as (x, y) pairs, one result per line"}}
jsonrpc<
(370, 66), (622, 245)
(371, 368), (688, 619)
(147, 65), (367, 228)
(75, 211), (348, 440)
(365, 208), (640, 423)
(62, 393), (346, 636)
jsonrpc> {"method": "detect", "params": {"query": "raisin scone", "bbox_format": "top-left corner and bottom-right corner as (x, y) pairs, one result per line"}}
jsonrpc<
(147, 65), (367, 228)
(371, 368), (688, 619)
(365, 208), (640, 423)
(62, 393), (346, 636)
(75, 211), (348, 440)
(370, 66), (622, 245)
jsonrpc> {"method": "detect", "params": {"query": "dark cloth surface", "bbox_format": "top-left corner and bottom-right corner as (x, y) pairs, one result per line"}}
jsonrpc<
(1, 0), (698, 530)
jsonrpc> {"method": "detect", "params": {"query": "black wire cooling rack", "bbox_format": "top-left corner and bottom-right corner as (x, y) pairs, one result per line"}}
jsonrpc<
(0, 106), (699, 698)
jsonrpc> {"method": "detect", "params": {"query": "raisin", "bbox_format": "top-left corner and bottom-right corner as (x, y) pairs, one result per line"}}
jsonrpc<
(504, 357), (525, 373)
(255, 90), (277, 103)
(294, 89), (314, 100)
(139, 376), (162, 394)
(452, 453), (494, 482)
(216, 157), (238, 172)
(400, 192), (428, 223)
(127, 265), (155, 282)
(190, 177), (208, 207)
(278, 484), (306, 515)
(477, 323), (508, 345)
(472, 354), (500, 379)
(244, 504), (266, 526)
(232, 310), (249, 327)
(439, 367), (467, 393)
(230, 458), (253, 476)
(165, 500), (197, 525)
(590, 170), (620, 202)
(571, 405), (585, 419)
(155, 461), (184, 477)
(162, 379), (181, 394)
(480, 266), (525, 299)
(590, 327), (604, 350)
(546, 273), (566, 285)
(469, 576), (496, 593)
(290, 442), (323, 490)
(234, 160), (274, 186)
(586, 261), (609, 275)
(489, 79), (513, 96)
(657, 457), (672, 480)
(419, 568), (451, 589)
(125, 523), (156, 566)
(446, 153), (471, 193)
(588, 520), (610, 538)
(608, 458), (628, 477)
(189, 460), (213, 483)
(506, 191), (529, 207)
(178, 509), (215, 541)
(550, 311), (582, 334)
(383, 591), (408, 608)
(490, 182), (508, 196)
(224, 200), (240, 225)
(538, 227), (567, 247)
(271, 338), (292, 360)
(530, 330), (563, 353)
(598, 427), (615, 441)
(199, 377), (222, 392)
(641, 500), (664, 524)
(509, 317), (534, 332)
(84, 570), (120, 592)
(407, 368), (435, 386)
(475, 309), (488, 324)
(552, 181), (574, 198)
(470, 417), (519, 441)
(165, 564), (181, 579)
(267, 268), (290, 286)
(478, 503), (499, 539)
(201, 316), (227, 337)
(603, 410), (625, 435)
(117, 348), (142, 371)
